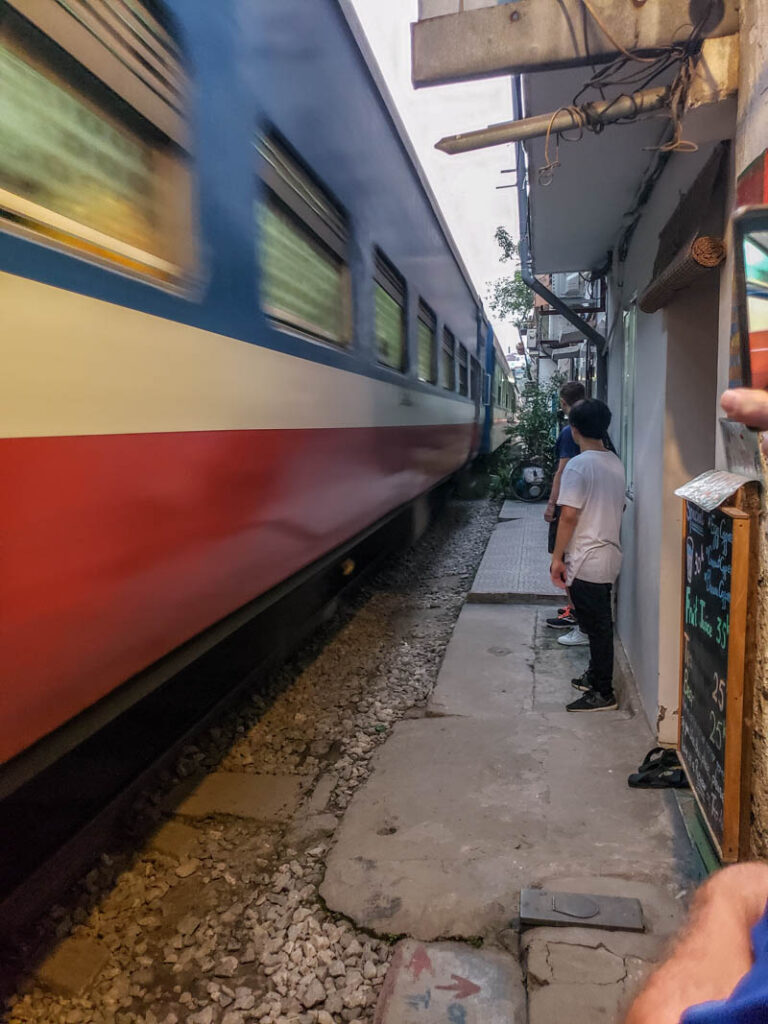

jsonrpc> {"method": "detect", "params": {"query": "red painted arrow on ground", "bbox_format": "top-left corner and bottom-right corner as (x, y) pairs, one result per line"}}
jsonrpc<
(436, 974), (482, 999)
(407, 946), (434, 981)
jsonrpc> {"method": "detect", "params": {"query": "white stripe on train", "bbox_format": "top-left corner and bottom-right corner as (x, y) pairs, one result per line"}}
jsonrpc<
(2, 271), (476, 439)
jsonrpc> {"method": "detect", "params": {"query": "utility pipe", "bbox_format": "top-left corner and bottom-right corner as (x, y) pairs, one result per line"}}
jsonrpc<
(510, 77), (607, 399)
(438, 86), (668, 155)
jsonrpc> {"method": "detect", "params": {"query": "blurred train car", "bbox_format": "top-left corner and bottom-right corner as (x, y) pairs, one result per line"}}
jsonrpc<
(0, 0), (490, 779)
(480, 331), (515, 453)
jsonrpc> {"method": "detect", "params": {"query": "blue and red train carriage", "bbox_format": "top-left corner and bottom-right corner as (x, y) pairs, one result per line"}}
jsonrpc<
(0, 0), (511, 775)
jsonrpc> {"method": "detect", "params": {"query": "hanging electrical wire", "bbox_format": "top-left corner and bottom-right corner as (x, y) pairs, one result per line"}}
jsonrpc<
(536, 0), (716, 185)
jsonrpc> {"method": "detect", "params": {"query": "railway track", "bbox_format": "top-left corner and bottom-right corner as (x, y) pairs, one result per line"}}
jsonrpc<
(0, 493), (449, 940)
(1, 496), (497, 1024)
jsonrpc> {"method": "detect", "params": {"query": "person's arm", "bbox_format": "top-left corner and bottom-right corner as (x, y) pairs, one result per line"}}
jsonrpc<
(550, 505), (579, 589)
(721, 388), (768, 455)
(545, 457), (570, 523)
(624, 863), (768, 1024)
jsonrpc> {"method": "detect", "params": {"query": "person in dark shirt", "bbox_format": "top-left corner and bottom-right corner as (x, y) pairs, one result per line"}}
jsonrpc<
(545, 381), (587, 640)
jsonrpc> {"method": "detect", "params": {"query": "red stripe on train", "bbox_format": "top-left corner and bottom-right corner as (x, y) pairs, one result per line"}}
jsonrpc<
(1, 424), (473, 764)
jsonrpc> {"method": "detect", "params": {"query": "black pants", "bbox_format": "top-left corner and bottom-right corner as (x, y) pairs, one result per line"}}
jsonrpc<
(547, 506), (559, 555)
(569, 578), (614, 697)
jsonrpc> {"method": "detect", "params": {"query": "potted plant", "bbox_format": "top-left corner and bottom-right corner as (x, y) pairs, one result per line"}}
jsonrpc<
(505, 373), (565, 501)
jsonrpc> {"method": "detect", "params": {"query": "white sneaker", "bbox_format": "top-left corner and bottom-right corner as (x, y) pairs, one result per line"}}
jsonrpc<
(557, 627), (590, 646)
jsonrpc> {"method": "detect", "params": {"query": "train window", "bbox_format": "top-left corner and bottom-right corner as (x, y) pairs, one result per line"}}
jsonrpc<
(442, 328), (456, 390)
(417, 301), (437, 383)
(374, 250), (406, 370)
(0, 0), (193, 284)
(458, 344), (469, 396)
(258, 136), (351, 345)
(470, 356), (481, 401)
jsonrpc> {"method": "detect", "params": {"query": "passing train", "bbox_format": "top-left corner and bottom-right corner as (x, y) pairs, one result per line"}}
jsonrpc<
(0, 0), (511, 781)
(484, 332), (516, 452)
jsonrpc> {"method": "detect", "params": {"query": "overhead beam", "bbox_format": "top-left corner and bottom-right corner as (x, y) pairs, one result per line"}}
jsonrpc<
(411, 0), (739, 87)
(435, 35), (739, 155)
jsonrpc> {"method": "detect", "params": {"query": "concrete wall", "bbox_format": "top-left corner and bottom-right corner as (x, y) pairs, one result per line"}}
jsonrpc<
(608, 145), (723, 738)
(418, 0), (499, 18)
(536, 356), (558, 384)
(658, 278), (720, 740)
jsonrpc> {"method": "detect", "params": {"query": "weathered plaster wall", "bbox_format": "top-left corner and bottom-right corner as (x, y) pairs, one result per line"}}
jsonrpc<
(608, 146), (721, 739)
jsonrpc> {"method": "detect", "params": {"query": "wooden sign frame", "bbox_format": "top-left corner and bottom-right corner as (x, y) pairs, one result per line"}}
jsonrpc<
(678, 501), (754, 863)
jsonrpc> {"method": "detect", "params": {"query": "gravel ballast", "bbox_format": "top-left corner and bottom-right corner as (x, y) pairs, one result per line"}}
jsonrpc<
(4, 497), (499, 1024)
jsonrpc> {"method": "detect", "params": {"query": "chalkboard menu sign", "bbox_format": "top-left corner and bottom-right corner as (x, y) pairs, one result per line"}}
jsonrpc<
(679, 501), (752, 862)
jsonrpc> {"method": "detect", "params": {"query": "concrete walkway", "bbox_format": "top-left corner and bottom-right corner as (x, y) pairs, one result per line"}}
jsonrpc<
(322, 502), (695, 1022)
(470, 501), (561, 602)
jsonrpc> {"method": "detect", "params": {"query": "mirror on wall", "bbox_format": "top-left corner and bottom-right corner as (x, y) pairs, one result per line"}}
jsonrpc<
(734, 205), (768, 389)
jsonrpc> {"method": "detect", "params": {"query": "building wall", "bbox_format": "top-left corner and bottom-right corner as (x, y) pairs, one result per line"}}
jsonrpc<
(536, 356), (558, 384)
(658, 278), (720, 739)
(418, 0), (497, 17)
(608, 144), (723, 736)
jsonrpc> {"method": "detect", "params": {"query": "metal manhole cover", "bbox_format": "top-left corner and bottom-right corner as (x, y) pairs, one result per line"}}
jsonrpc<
(520, 888), (644, 932)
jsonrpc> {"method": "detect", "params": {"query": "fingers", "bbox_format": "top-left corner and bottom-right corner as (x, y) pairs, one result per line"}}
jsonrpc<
(720, 388), (768, 430)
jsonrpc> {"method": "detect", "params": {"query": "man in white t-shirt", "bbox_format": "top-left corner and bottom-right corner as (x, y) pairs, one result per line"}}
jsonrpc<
(550, 399), (625, 712)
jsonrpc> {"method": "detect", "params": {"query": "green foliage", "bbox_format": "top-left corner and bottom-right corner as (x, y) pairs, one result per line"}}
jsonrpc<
(506, 372), (566, 479)
(487, 446), (515, 500)
(487, 227), (534, 330)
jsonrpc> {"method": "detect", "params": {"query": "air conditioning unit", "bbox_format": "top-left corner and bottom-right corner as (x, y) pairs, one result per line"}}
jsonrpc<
(561, 272), (583, 297)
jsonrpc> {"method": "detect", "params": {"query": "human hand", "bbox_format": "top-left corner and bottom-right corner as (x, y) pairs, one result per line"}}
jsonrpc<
(544, 503), (556, 523)
(720, 388), (768, 455)
(550, 558), (567, 589)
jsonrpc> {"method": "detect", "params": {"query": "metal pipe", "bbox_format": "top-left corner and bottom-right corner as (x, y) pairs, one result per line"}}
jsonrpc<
(510, 77), (608, 397)
(438, 86), (668, 155)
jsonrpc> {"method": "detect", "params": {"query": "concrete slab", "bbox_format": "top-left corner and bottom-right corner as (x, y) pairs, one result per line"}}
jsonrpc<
(176, 772), (301, 820)
(527, 939), (627, 986)
(470, 504), (561, 602)
(520, 878), (686, 1018)
(427, 605), (536, 719)
(306, 774), (336, 814)
(287, 812), (339, 847)
(374, 940), (524, 1024)
(321, 605), (690, 941)
(149, 820), (201, 859)
(36, 937), (110, 994)
(500, 500), (552, 522)
(528, 981), (627, 1024)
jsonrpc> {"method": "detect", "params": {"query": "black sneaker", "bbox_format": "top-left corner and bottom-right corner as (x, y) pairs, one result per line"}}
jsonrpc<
(566, 690), (618, 712)
(571, 672), (592, 692)
(546, 610), (578, 629)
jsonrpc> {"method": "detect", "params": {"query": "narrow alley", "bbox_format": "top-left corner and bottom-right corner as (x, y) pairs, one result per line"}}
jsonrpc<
(324, 502), (694, 1022)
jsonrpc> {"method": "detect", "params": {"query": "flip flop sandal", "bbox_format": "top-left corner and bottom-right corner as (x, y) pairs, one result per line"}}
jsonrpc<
(628, 766), (689, 789)
(637, 747), (680, 773)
